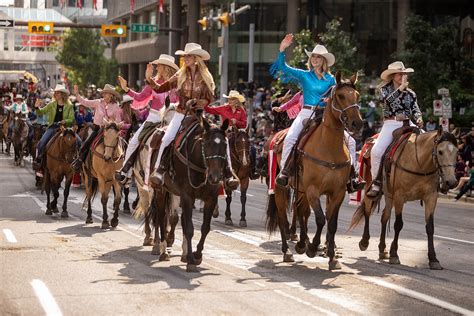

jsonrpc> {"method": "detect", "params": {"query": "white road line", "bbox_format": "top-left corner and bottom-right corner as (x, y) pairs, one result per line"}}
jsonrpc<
(434, 235), (474, 245)
(358, 276), (474, 315)
(214, 229), (263, 247)
(30, 279), (63, 316)
(273, 289), (338, 316)
(2, 228), (17, 243)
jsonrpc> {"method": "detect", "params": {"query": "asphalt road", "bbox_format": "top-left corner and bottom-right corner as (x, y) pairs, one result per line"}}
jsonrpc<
(1, 154), (473, 316)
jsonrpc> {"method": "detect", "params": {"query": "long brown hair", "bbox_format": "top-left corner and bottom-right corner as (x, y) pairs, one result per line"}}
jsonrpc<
(177, 56), (215, 93)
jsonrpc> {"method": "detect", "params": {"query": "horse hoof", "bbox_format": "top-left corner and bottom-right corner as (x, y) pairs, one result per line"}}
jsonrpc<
(181, 255), (187, 263)
(101, 221), (110, 229)
(283, 253), (294, 263)
(429, 261), (443, 270)
(85, 217), (93, 224)
(123, 208), (131, 215)
(60, 211), (68, 218)
(379, 252), (389, 260)
(193, 253), (203, 266)
(329, 260), (342, 270)
(389, 256), (400, 265)
(151, 245), (161, 256)
(212, 207), (219, 218)
(186, 264), (199, 273)
(45, 209), (53, 216)
(143, 238), (154, 246)
(111, 218), (119, 228)
(239, 220), (247, 227)
(225, 218), (233, 226)
(159, 252), (170, 262)
(52, 207), (59, 213)
(306, 244), (317, 258)
(295, 242), (306, 254)
(166, 238), (175, 248)
(290, 234), (299, 242)
(359, 239), (369, 251)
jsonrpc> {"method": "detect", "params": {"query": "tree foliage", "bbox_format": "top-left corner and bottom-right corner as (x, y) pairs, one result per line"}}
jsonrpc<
(56, 28), (118, 89)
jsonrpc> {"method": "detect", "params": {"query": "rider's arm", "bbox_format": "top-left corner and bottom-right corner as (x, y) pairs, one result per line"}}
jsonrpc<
(235, 108), (247, 129)
(408, 90), (422, 121)
(127, 85), (152, 102)
(270, 52), (306, 84)
(279, 91), (302, 112)
(36, 101), (53, 115)
(147, 75), (178, 93)
(380, 84), (402, 105)
(76, 94), (100, 110)
(63, 105), (75, 127)
(203, 104), (224, 115)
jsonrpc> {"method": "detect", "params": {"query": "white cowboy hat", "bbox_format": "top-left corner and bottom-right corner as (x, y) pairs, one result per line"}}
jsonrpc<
(175, 43), (210, 61)
(380, 61), (414, 81)
(304, 44), (335, 67)
(121, 94), (133, 104)
(151, 54), (179, 71)
(15, 94), (24, 100)
(223, 90), (245, 103)
(53, 84), (70, 96)
(98, 84), (122, 100)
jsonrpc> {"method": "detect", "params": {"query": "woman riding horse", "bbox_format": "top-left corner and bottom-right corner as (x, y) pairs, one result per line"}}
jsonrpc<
(145, 43), (238, 190)
(115, 54), (179, 187)
(366, 61), (424, 197)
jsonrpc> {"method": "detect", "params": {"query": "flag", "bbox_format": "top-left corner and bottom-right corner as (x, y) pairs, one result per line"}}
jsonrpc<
(93, 0), (98, 10)
(130, 0), (135, 13)
(77, 0), (82, 9)
(159, 0), (164, 13)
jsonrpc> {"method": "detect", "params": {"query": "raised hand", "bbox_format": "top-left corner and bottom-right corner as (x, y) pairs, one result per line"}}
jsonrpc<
(73, 85), (79, 96)
(118, 76), (128, 91)
(145, 63), (154, 81)
(279, 34), (294, 52)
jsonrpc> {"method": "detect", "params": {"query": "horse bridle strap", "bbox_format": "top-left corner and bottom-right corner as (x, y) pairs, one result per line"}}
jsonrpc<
(174, 146), (206, 173)
(298, 149), (351, 169)
(393, 160), (437, 176)
(330, 86), (361, 127)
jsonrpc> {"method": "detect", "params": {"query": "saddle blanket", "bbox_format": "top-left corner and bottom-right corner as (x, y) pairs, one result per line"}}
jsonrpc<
(267, 128), (289, 194)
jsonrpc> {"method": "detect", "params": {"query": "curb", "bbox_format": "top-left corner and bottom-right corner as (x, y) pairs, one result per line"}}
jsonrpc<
(439, 191), (474, 204)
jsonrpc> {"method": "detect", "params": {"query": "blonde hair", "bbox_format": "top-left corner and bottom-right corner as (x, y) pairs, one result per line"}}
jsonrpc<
(54, 91), (68, 104)
(307, 55), (331, 75)
(154, 64), (177, 82)
(121, 102), (132, 124)
(177, 56), (215, 93)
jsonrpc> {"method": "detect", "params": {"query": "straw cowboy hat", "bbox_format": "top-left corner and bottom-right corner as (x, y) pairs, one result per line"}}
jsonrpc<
(151, 54), (179, 71)
(305, 44), (335, 67)
(53, 84), (70, 95)
(15, 94), (24, 100)
(380, 61), (414, 81)
(98, 84), (122, 100)
(121, 94), (133, 104)
(175, 43), (210, 61)
(223, 90), (245, 103)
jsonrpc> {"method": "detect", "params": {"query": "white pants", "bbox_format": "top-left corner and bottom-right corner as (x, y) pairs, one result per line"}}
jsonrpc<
(280, 108), (314, 168)
(370, 119), (415, 179)
(344, 130), (357, 167)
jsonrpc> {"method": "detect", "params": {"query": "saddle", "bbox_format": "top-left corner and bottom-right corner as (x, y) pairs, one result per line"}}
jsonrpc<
(175, 116), (199, 151)
(91, 130), (105, 151)
(138, 121), (161, 143)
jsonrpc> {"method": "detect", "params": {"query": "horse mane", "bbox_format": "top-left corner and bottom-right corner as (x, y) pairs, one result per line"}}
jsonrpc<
(438, 131), (458, 147)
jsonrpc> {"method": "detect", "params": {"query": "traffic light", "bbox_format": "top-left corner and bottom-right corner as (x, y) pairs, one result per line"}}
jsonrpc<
(28, 22), (54, 34)
(198, 17), (209, 31)
(101, 25), (127, 37)
(218, 12), (230, 26)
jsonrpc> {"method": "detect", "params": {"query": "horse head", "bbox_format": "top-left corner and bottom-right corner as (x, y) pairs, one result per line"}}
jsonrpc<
(330, 71), (364, 133)
(201, 118), (229, 185)
(103, 120), (122, 161)
(230, 126), (251, 167)
(59, 125), (79, 162)
(434, 127), (459, 192)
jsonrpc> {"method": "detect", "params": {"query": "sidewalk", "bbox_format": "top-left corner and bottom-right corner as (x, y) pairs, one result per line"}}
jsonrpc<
(439, 191), (474, 204)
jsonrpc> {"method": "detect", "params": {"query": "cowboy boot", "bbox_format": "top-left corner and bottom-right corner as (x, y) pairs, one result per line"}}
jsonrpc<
(115, 149), (138, 183)
(347, 165), (366, 193)
(366, 167), (383, 198)
(150, 145), (170, 186)
(224, 166), (239, 190)
(276, 151), (294, 187)
(71, 146), (88, 171)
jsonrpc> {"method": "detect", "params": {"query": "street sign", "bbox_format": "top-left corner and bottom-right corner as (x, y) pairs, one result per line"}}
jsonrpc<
(442, 97), (452, 118)
(0, 19), (14, 28)
(439, 117), (449, 131)
(131, 24), (158, 33)
(433, 100), (443, 116)
(438, 87), (449, 96)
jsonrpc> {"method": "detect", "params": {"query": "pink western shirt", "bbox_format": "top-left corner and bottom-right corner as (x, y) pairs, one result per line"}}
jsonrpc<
(76, 95), (125, 128)
(127, 78), (179, 111)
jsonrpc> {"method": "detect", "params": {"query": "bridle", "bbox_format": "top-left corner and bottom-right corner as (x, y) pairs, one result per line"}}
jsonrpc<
(229, 131), (250, 166)
(329, 85), (361, 129)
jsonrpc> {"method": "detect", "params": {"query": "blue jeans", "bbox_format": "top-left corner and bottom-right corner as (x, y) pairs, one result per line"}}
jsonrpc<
(37, 126), (59, 158)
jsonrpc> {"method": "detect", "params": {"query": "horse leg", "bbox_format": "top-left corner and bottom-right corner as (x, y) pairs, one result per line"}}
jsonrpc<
(389, 200), (404, 265)
(326, 194), (344, 270)
(358, 199), (373, 251)
(239, 177), (249, 227)
(122, 186), (131, 214)
(151, 192), (167, 256)
(132, 195), (140, 210)
(275, 186), (294, 262)
(99, 180), (110, 229)
(84, 174), (93, 224)
(61, 175), (73, 218)
(111, 182), (121, 228)
(224, 189), (233, 226)
(143, 204), (154, 246)
(51, 180), (60, 213)
(45, 173), (52, 215)
(295, 193), (310, 254)
(378, 198), (393, 260)
(424, 195), (442, 270)
(306, 187), (325, 258)
(193, 198), (216, 266)
(166, 206), (179, 248)
(181, 196), (198, 272)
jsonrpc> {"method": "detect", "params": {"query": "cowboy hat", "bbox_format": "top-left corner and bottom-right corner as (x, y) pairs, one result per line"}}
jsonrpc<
(98, 84), (122, 100)
(121, 94), (133, 104)
(151, 54), (179, 71)
(223, 90), (245, 103)
(53, 84), (70, 95)
(15, 94), (24, 100)
(380, 61), (414, 81)
(175, 43), (210, 61)
(304, 44), (335, 67)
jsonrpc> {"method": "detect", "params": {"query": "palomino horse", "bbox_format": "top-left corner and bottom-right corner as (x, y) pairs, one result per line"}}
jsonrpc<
(83, 121), (125, 229)
(148, 117), (230, 271)
(350, 127), (458, 270)
(266, 72), (363, 270)
(224, 126), (252, 227)
(43, 126), (80, 217)
(12, 113), (29, 166)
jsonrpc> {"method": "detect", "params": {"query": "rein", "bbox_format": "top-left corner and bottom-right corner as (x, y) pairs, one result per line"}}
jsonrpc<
(92, 137), (123, 163)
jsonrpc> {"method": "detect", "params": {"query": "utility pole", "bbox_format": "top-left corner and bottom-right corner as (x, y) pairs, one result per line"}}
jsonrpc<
(247, 23), (255, 136)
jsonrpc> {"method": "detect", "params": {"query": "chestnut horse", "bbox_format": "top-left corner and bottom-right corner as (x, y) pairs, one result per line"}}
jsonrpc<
(43, 126), (80, 217)
(82, 121), (124, 229)
(266, 72), (363, 270)
(12, 113), (29, 166)
(224, 126), (252, 227)
(350, 128), (458, 270)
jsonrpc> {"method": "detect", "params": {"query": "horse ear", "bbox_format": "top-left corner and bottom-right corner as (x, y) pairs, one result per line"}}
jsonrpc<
(437, 125), (443, 136)
(222, 119), (229, 132)
(72, 125), (78, 133)
(350, 72), (358, 86)
(335, 71), (342, 85)
(60, 125), (65, 132)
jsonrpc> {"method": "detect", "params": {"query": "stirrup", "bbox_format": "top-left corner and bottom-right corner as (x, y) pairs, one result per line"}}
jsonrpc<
(114, 171), (127, 183)
(225, 177), (239, 190)
(366, 182), (381, 198)
(150, 171), (164, 186)
(276, 171), (289, 187)
(347, 178), (366, 193)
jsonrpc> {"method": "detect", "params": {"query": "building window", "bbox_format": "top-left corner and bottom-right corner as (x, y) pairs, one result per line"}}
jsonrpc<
(52, 0), (59, 6)
(150, 11), (156, 25)
(103, 0), (108, 9)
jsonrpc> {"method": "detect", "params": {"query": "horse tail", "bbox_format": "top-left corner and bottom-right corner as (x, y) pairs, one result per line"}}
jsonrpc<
(349, 198), (377, 230)
(133, 186), (150, 219)
(90, 178), (99, 202)
(265, 193), (278, 234)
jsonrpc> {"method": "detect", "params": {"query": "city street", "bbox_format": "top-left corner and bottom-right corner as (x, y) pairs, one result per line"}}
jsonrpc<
(1, 154), (473, 315)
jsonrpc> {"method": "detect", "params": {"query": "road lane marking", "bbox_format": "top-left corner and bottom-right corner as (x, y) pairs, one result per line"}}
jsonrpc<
(2, 229), (17, 243)
(434, 235), (474, 245)
(30, 279), (63, 316)
(214, 229), (263, 247)
(273, 289), (338, 316)
(357, 276), (474, 315)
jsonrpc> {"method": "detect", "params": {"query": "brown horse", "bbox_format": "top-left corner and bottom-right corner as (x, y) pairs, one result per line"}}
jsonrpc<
(12, 113), (29, 166)
(30, 123), (46, 161)
(224, 126), (252, 227)
(43, 126), (80, 217)
(0, 104), (8, 153)
(350, 128), (458, 270)
(148, 117), (230, 271)
(83, 121), (124, 229)
(1, 109), (13, 154)
(266, 72), (363, 270)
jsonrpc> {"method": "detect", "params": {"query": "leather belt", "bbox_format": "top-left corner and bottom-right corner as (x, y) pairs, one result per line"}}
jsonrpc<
(302, 105), (323, 110)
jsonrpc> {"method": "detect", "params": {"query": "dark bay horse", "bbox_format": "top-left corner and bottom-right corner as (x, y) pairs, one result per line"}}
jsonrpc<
(224, 126), (252, 227)
(350, 128), (458, 270)
(150, 117), (230, 272)
(266, 72), (363, 270)
(43, 126), (80, 217)
(0, 104), (9, 153)
(12, 113), (29, 166)
(83, 121), (125, 229)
